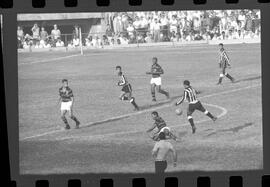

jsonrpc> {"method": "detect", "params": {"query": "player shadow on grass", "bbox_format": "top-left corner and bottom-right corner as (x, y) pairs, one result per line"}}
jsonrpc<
(205, 122), (253, 137)
(233, 75), (261, 83)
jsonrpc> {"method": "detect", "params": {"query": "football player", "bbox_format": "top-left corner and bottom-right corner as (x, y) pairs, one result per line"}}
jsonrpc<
(217, 43), (235, 85)
(146, 111), (177, 141)
(176, 80), (217, 134)
(116, 66), (139, 111)
(146, 57), (170, 102)
(58, 79), (80, 129)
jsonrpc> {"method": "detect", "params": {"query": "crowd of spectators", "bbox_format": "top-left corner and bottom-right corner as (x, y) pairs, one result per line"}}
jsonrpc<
(18, 10), (261, 49)
(17, 24), (80, 49)
(98, 9), (260, 45)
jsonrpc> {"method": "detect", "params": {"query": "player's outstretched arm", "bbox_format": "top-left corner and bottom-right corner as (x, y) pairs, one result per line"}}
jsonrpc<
(175, 96), (184, 106)
(146, 124), (156, 133)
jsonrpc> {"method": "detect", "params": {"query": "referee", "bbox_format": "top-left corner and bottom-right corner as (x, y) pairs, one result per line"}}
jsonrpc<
(152, 132), (177, 173)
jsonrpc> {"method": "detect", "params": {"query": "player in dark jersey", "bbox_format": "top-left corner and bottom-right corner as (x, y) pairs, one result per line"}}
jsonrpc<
(146, 57), (170, 102)
(146, 111), (177, 141)
(217, 43), (235, 85)
(58, 79), (80, 130)
(175, 80), (217, 134)
(116, 66), (139, 111)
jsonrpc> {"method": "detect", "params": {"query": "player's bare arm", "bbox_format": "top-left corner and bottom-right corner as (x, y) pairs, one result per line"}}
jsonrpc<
(152, 145), (159, 157)
(171, 147), (177, 167)
(175, 96), (184, 106)
(146, 123), (156, 133)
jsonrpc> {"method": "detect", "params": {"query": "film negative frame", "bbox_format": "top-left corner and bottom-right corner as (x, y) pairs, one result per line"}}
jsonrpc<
(1, 0), (270, 186)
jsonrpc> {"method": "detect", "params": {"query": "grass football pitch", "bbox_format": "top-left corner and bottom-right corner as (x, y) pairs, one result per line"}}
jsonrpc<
(18, 43), (262, 174)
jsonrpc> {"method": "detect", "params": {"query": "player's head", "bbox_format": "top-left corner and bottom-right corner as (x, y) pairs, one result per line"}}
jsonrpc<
(62, 79), (68, 87)
(163, 128), (170, 136)
(219, 43), (224, 50)
(183, 80), (190, 88)
(152, 57), (158, 64)
(151, 111), (159, 118)
(116, 66), (122, 75)
(158, 132), (166, 140)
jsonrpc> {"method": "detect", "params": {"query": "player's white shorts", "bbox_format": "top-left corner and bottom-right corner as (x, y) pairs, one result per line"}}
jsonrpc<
(158, 127), (171, 134)
(61, 101), (72, 111)
(150, 77), (162, 86)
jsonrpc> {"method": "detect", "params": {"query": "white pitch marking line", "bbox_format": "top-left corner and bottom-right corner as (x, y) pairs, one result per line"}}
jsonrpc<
(20, 84), (260, 141)
(19, 54), (81, 65)
(18, 48), (260, 66)
(53, 102), (228, 141)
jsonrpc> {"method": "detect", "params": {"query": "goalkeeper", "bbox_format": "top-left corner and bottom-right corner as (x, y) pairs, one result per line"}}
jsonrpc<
(116, 66), (139, 111)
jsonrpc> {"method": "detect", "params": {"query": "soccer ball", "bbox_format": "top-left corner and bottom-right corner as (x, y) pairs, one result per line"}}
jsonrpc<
(175, 108), (183, 116)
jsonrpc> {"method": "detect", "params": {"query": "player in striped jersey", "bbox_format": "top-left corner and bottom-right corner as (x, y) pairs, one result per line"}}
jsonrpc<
(175, 80), (217, 134)
(146, 111), (177, 141)
(58, 79), (80, 130)
(116, 66), (139, 111)
(217, 43), (235, 85)
(146, 57), (170, 102)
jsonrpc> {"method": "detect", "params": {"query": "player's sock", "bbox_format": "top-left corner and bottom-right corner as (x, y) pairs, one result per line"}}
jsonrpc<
(151, 92), (156, 101)
(61, 116), (70, 129)
(121, 96), (129, 100)
(61, 116), (68, 124)
(217, 74), (224, 84)
(225, 73), (234, 82)
(130, 97), (139, 110)
(71, 116), (80, 125)
(188, 116), (196, 133)
(204, 110), (215, 119)
(159, 89), (169, 97)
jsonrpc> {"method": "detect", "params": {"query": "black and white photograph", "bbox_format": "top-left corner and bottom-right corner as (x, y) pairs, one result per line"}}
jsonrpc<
(18, 10), (262, 174)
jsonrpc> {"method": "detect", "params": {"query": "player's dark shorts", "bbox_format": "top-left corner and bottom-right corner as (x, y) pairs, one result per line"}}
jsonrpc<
(187, 101), (206, 116)
(220, 62), (229, 74)
(155, 160), (167, 173)
(121, 84), (132, 93)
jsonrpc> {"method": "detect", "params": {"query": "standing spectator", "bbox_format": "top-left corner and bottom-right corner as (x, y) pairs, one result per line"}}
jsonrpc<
(133, 16), (141, 35)
(169, 15), (178, 36)
(140, 15), (149, 36)
(182, 17), (192, 40)
(113, 14), (124, 36)
(72, 25), (79, 40)
(51, 24), (61, 47)
(244, 14), (253, 33)
(126, 22), (135, 40)
(31, 23), (40, 46)
(122, 13), (130, 31)
(105, 24), (113, 37)
(17, 26), (24, 48)
(150, 18), (161, 42)
(193, 17), (201, 34)
(160, 14), (169, 40)
(40, 27), (49, 48)
(238, 11), (246, 29)
(152, 132), (177, 173)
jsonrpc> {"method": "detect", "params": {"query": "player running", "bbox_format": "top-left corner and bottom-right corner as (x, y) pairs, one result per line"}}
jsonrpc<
(58, 79), (80, 130)
(217, 43), (235, 85)
(116, 66), (139, 111)
(146, 57), (170, 102)
(175, 80), (217, 134)
(146, 111), (177, 141)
